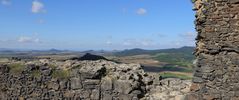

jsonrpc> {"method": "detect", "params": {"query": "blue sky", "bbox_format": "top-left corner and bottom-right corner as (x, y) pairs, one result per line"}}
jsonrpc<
(0, 0), (196, 50)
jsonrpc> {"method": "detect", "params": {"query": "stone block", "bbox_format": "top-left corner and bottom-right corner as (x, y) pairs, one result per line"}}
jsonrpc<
(70, 77), (82, 90)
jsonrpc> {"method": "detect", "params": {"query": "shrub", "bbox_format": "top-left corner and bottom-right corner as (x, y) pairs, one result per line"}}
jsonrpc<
(31, 70), (41, 78)
(51, 69), (70, 79)
(48, 64), (57, 69)
(8, 63), (25, 75)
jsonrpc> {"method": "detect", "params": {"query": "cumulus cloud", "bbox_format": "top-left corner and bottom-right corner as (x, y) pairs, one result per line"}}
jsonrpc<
(17, 36), (40, 43)
(32, 0), (46, 14)
(136, 8), (147, 15)
(1, 0), (11, 5)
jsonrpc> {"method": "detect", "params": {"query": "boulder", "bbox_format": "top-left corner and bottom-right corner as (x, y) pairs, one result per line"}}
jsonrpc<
(70, 77), (82, 90)
(0, 64), (9, 74)
(79, 63), (106, 79)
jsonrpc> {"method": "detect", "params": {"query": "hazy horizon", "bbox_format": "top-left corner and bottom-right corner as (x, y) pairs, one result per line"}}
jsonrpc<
(0, 0), (196, 50)
(0, 46), (195, 51)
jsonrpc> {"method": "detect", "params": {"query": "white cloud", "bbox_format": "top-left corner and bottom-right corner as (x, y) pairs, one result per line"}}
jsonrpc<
(32, 0), (46, 14)
(1, 0), (11, 5)
(172, 41), (181, 47)
(17, 36), (40, 43)
(179, 32), (196, 41)
(123, 38), (155, 47)
(106, 40), (112, 45)
(136, 8), (147, 15)
(175, 32), (197, 47)
(105, 35), (113, 45)
(33, 32), (39, 36)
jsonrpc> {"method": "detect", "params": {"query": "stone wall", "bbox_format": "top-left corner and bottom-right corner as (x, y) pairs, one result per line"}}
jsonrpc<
(0, 60), (149, 100)
(187, 0), (239, 99)
(0, 59), (191, 100)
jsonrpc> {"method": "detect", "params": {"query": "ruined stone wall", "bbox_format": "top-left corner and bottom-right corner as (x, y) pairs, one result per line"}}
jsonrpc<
(0, 60), (149, 100)
(0, 59), (191, 100)
(187, 0), (239, 99)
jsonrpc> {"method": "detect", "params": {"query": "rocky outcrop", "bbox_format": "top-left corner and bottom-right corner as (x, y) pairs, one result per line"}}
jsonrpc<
(0, 60), (146, 99)
(187, 0), (239, 99)
(143, 78), (191, 100)
(0, 59), (191, 100)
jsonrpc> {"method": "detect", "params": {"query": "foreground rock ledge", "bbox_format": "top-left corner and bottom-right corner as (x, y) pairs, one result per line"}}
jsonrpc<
(0, 59), (191, 100)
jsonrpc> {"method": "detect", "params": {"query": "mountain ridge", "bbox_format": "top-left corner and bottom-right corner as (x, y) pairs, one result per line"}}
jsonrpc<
(114, 46), (195, 56)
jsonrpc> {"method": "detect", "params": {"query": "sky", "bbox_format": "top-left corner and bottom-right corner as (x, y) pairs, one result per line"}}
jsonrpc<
(0, 0), (196, 50)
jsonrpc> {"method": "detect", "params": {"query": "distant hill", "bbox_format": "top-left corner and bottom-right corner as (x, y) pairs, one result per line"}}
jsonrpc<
(70, 53), (108, 61)
(30, 49), (68, 54)
(114, 46), (195, 67)
(81, 50), (119, 56)
(114, 46), (195, 56)
(0, 48), (18, 52)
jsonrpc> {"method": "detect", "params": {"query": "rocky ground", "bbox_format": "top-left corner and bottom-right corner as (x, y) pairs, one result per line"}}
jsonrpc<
(0, 57), (191, 100)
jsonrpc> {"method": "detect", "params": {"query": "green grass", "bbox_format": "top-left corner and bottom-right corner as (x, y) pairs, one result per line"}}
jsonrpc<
(154, 53), (195, 68)
(8, 63), (25, 75)
(159, 72), (192, 80)
(51, 69), (70, 79)
(48, 64), (57, 69)
(31, 70), (41, 78)
(161, 65), (193, 73)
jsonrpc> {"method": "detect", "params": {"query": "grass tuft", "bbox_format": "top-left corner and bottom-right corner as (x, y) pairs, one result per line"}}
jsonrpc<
(51, 69), (70, 79)
(161, 65), (192, 73)
(8, 63), (25, 75)
(159, 72), (192, 80)
(31, 70), (41, 78)
(48, 64), (57, 69)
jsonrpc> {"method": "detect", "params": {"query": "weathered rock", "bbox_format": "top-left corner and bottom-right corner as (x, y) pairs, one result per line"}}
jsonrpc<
(230, 0), (239, 4)
(188, 0), (239, 99)
(0, 64), (9, 74)
(90, 89), (100, 100)
(101, 76), (113, 91)
(83, 79), (100, 89)
(70, 77), (82, 90)
(114, 80), (133, 94)
(0, 59), (157, 99)
(47, 81), (60, 90)
(144, 78), (191, 100)
(102, 93), (112, 100)
(0, 58), (194, 99)
(79, 63), (106, 79)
